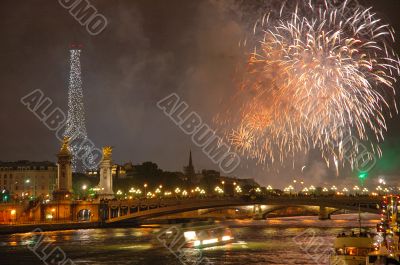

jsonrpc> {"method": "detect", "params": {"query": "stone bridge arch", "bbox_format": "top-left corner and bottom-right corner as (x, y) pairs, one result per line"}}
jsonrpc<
(104, 196), (381, 223)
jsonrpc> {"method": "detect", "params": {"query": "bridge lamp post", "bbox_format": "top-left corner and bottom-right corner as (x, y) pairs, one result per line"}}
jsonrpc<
(214, 186), (223, 196)
(322, 187), (329, 195)
(174, 187), (181, 198)
(155, 188), (161, 198)
(81, 184), (88, 200)
(309, 185), (316, 194)
(301, 187), (309, 195)
(25, 179), (34, 200)
(383, 188), (389, 195)
(376, 186), (383, 195)
(353, 185), (360, 195)
(235, 185), (242, 195)
(144, 184), (148, 198)
(342, 187), (349, 195)
(288, 185), (294, 195)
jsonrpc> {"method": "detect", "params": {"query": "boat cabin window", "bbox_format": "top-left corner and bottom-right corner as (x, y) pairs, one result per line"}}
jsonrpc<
(345, 247), (357, 256)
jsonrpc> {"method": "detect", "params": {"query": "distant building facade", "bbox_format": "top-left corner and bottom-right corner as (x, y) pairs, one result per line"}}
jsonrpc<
(0, 161), (57, 199)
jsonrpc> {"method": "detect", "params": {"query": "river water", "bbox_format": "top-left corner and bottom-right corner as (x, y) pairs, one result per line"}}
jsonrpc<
(0, 214), (379, 265)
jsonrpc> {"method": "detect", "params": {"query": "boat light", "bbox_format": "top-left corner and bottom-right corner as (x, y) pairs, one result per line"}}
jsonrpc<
(222, 236), (232, 241)
(202, 238), (218, 245)
(184, 231), (197, 241)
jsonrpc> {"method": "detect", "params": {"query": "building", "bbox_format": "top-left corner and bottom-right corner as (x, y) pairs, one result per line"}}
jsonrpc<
(112, 164), (127, 179)
(0, 160), (57, 200)
(183, 150), (195, 181)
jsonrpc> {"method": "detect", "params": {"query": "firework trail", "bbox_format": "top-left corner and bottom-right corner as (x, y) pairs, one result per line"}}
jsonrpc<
(218, 0), (400, 172)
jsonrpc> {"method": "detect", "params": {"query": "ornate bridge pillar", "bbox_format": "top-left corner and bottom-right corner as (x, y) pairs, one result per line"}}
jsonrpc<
(97, 147), (114, 199)
(253, 204), (263, 220)
(53, 137), (73, 201)
(318, 206), (331, 220)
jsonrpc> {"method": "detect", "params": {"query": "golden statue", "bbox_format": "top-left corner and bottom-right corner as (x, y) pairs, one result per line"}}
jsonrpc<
(102, 146), (113, 159)
(60, 136), (70, 154)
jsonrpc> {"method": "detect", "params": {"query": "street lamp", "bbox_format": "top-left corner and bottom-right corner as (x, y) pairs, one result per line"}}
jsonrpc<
(288, 185), (294, 195)
(144, 183), (148, 197)
(214, 186), (223, 195)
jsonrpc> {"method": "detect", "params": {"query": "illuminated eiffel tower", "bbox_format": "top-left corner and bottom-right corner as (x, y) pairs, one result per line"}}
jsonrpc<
(64, 45), (93, 172)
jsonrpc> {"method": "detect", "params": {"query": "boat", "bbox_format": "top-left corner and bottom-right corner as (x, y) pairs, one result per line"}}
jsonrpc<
(330, 231), (375, 265)
(366, 246), (400, 264)
(364, 195), (400, 265)
(180, 221), (234, 248)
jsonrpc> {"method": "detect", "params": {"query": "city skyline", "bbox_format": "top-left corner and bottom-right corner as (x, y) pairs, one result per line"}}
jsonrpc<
(1, 0), (400, 188)
(2, 1), (400, 264)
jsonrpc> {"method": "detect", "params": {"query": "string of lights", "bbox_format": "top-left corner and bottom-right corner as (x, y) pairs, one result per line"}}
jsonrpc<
(64, 49), (93, 172)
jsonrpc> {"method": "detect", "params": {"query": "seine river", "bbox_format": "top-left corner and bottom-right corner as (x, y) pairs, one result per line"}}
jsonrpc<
(0, 214), (379, 265)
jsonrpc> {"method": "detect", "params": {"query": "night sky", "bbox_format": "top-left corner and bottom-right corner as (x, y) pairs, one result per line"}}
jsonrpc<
(1, 0), (400, 188)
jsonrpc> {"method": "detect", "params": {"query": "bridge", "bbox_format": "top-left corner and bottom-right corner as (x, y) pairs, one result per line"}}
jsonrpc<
(102, 195), (382, 223)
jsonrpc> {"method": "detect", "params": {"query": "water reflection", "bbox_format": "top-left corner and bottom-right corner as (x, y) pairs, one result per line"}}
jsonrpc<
(0, 214), (379, 265)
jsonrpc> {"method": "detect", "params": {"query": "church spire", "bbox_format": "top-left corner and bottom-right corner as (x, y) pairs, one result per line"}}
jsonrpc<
(189, 149), (193, 168)
(184, 149), (195, 178)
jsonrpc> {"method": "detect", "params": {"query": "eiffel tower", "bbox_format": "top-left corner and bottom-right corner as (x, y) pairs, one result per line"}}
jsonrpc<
(64, 45), (93, 172)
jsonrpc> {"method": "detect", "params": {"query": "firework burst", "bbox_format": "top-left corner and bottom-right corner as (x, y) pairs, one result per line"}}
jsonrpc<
(219, 0), (400, 171)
